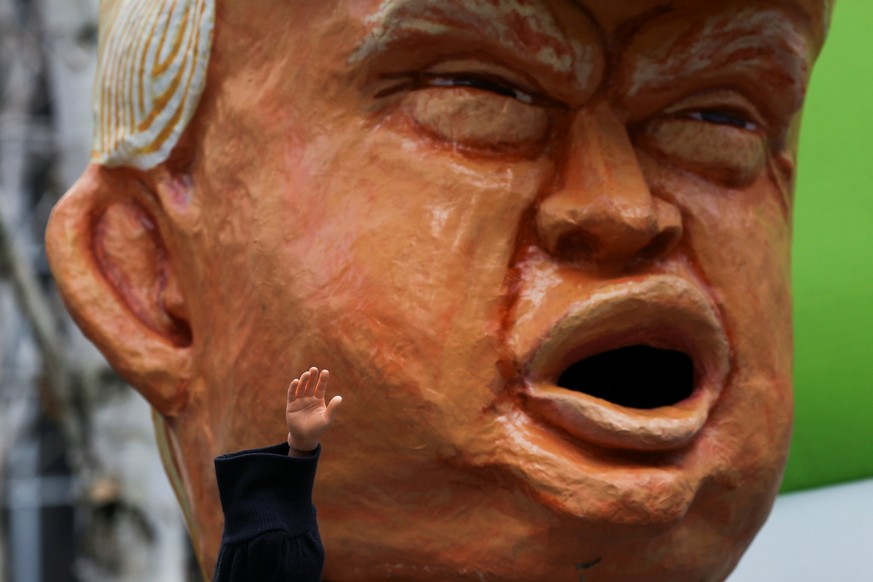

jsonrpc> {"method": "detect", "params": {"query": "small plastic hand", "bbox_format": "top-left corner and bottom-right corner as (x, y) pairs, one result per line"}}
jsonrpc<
(286, 367), (343, 457)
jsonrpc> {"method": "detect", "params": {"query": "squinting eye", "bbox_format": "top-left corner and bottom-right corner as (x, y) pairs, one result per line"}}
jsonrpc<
(636, 91), (769, 188)
(383, 71), (555, 152)
(423, 74), (535, 104)
(378, 71), (545, 105)
(685, 110), (758, 131)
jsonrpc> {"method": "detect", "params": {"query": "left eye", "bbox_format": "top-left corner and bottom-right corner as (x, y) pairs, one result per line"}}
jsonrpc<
(683, 109), (758, 131)
(635, 90), (769, 188)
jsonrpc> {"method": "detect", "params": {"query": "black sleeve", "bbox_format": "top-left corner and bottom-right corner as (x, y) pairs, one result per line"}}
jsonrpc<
(212, 443), (325, 582)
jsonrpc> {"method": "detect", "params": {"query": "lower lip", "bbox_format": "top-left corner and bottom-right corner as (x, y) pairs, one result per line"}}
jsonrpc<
(522, 376), (717, 451)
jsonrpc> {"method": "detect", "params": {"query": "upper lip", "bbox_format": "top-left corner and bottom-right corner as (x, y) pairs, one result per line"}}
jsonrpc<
(511, 274), (730, 452)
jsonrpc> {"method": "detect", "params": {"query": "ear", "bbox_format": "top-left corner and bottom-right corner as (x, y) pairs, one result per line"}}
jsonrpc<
(46, 164), (193, 415)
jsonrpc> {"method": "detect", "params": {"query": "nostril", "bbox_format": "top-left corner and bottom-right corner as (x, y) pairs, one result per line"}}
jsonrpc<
(637, 227), (680, 261)
(642, 198), (684, 260)
(553, 231), (596, 260)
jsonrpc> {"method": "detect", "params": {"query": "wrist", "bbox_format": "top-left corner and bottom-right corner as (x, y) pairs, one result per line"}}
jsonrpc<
(287, 434), (318, 457)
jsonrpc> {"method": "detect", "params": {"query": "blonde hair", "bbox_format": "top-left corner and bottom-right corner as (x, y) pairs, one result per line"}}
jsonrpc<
(92, 0), (215, 170)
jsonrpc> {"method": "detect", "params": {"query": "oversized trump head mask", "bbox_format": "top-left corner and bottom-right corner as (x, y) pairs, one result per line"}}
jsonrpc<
(47, 0), (832, 579)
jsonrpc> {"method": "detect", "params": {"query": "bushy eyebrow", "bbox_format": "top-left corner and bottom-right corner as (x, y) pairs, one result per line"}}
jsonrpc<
(350, 0), (595, 85)
(624, 7), (810, 116)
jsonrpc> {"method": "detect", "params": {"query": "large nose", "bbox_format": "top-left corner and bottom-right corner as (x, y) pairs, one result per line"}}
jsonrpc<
(536, 104), (682, 266)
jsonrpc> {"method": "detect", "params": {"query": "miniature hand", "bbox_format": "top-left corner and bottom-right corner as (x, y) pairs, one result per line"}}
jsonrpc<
(286, 367), (343, 457)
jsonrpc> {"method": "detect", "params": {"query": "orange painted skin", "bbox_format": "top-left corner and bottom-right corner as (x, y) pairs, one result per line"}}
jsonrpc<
(47, 0), (831, 580)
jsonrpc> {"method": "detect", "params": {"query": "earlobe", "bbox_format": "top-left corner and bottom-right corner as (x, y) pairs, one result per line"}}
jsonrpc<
(46, 164), (192, 415)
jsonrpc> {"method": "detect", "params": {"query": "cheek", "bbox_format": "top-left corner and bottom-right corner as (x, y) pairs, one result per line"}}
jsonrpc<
(686, 179), (793, 377)
(264, 128), (554, 342)
(675, 171), (794, 472)
(248, 131), (555, 439)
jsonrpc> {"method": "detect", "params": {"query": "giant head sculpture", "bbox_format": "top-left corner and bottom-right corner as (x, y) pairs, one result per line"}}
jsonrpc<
(46, 0), (833, 580)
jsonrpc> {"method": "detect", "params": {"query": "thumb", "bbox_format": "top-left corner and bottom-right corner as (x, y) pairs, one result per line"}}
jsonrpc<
(325, 395), (343, 424)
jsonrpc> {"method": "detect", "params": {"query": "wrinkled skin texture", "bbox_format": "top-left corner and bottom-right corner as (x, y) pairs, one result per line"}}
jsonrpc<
(46, 0), (831, 580)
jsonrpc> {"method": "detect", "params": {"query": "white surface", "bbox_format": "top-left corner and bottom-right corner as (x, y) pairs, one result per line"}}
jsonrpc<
(729, 477), (873, 581)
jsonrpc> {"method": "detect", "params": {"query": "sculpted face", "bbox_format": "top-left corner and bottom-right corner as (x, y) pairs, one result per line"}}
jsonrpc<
(47, 0), (830, 580)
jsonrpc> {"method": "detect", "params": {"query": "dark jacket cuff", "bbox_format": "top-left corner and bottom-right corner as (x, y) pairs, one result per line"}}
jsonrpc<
(214, 442), (319, 544)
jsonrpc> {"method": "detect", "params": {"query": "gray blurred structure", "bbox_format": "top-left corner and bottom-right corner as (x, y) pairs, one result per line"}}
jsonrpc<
(0, 0), (193, 580)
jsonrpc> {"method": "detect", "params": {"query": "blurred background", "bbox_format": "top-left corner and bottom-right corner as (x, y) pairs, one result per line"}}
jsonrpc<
(0, 0), (870, 580)
(1, 0), (198, 580)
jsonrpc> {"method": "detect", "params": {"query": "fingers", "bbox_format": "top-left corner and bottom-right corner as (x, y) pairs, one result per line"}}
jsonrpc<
(289, 367), (328, 401)
(314, 369), (329, 399)
(294, 367), (315, 399)
(295, 372), (308, 399)
(305, 366), (318, 396)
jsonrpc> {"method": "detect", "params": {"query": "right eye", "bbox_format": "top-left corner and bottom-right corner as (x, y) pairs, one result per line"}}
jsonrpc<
(381, 70), (556, 153)
(417, 73), (537, 104)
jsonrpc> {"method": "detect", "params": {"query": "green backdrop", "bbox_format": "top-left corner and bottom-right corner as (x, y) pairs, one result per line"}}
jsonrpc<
(781, 0), (873, 492)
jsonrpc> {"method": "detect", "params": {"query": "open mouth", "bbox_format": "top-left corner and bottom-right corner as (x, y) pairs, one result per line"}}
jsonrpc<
(557, 345), (695, 410)
(513, 275), (730, 452)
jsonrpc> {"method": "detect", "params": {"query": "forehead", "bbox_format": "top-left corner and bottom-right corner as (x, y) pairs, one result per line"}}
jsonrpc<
(353, 0), (829, 47)
(335, 0), (819, 110)
(210, 0), (829, 81)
